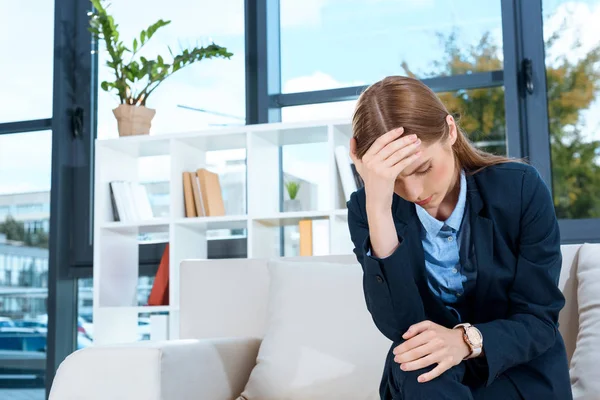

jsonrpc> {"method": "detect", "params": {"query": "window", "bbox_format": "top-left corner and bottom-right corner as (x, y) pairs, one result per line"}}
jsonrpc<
(16, 204), (44, 214)
(281, 100), (357, 122)
(0, 2), (54, 123)
(0, 131), (51, 394)
(439, 87), (507, 156)
(96, 0), (246, 138)
(279, 0), (502, 94)
(543, 0), (600, 219)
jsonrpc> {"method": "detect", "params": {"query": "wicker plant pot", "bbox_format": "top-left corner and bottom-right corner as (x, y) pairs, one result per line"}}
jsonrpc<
(113, 104), (156, 136)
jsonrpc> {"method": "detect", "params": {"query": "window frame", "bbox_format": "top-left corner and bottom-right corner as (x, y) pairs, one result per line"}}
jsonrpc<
(245, 0), (600, 244)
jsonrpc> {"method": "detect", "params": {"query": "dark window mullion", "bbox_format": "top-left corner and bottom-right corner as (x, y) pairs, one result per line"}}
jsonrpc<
(272, 71), (504, 108)
(0, 119), (53, 135)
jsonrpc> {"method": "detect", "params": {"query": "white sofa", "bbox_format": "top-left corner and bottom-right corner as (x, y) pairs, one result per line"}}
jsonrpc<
(49, 244), (597, 400)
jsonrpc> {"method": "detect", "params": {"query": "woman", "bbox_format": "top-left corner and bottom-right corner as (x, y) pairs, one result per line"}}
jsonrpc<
(347, 76), (572, 399)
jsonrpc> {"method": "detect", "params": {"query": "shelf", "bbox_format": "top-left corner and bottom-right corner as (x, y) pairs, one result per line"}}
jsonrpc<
(97, 136), (171, 157)
(177, 131), (247, 152)
(252, 210), (332, 226)
(94, 118), (357, 345)
(100, 218), (170, 234)
(173, 214), (248, 230)
(252, 123), (328, 147)
(331, 121), (353, 139)
(332, 208), (348, 218)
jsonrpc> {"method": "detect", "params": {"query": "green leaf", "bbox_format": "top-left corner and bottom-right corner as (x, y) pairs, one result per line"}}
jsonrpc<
(146, 19), (171, 39)
(140, 30), (146, 45)
(133, 38), (138, 53)
(100, 81), (110, 91)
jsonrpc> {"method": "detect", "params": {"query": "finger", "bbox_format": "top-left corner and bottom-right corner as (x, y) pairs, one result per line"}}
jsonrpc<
(418, 359), (453, 383)
(393, 329), (434, 355)
(404, 321), (434, 339)
(400, 349), (441, 372)
(364, 127), (404, 158)
(391, 150), (422, 177)
(383, 138), (421, 168)
(395, 339), (441, 364)
(376, 134), (419, 162)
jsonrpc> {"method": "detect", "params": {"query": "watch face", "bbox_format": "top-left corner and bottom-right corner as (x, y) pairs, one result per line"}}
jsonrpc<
(467, 328), (483, 346)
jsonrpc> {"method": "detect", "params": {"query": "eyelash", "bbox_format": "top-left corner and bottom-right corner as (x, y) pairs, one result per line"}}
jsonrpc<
(415, 165), (433, 176)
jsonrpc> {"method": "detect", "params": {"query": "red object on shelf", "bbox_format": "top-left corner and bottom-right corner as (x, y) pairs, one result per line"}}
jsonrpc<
(147, 244), (169, 306)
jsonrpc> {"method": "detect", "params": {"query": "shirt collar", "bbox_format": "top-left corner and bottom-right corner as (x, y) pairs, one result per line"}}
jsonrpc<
(416, 170), (467, 236)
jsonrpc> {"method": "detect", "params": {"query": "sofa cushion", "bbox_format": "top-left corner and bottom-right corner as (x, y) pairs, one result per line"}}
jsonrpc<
(570, 243), (600, 399)
(237, 259), (391, 400)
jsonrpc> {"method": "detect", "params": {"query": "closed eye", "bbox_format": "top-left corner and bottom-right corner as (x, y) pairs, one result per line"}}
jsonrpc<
(414, 165), (433, 176)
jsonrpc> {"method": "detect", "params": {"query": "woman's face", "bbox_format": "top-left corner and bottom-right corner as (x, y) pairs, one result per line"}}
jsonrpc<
(393, 117), (458, 211)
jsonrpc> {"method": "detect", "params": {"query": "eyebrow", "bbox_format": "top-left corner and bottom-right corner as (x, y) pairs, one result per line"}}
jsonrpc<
(401, 158), (432, 177)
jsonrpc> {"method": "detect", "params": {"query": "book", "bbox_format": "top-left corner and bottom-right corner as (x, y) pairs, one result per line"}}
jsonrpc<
(298, 219), (329, 256)
(334, 145), (358, 202)
(299, 219), (313, 256)
(131, 183), (154, 220)
(182, 172), (197, 218)
(147, 244), (169, 306)
(350, 163), (364, 189)
(196, 168), (225, 216)
(191, 173), (205, 217)
(109, 181), (155, 222)
(109, 182), (121, 221)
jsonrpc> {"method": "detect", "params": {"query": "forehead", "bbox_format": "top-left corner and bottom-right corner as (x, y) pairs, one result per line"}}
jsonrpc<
(404, 141), (442, 171)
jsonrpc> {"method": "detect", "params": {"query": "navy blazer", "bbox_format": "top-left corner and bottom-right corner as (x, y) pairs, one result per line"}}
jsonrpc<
(346, 162), (572, 399)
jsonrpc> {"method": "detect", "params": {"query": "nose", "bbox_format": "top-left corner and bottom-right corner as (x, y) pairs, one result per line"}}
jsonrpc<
(402, 180), (423, 202)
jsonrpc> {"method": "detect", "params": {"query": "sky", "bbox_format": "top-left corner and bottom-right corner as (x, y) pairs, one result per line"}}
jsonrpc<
(0, 0), (599, 197)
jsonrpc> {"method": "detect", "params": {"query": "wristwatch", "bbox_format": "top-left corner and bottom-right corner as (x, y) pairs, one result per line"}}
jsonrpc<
(453, 323), (483, 359)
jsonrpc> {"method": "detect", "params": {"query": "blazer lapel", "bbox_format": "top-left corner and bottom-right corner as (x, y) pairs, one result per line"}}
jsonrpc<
(466, 175), (495, 322)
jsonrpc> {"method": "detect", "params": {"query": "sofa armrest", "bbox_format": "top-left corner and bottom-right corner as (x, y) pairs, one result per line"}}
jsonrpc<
(49, 336), (261, 400)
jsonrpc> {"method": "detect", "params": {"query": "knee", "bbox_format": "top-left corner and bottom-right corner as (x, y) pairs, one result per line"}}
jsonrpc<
(388, 359), (469, 399)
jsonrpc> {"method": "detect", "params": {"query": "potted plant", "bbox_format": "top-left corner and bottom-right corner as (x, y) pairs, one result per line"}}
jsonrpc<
(284, 181), (302, 212)
(89, 0), (233, 136)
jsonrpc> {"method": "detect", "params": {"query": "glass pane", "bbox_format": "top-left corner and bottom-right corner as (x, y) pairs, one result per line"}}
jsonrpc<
(438, 87), (507, 156)
(77, 278), (94, 348)
(283, 143), (329, 212)
(543, 0), (600, 219)
(280, 0), (502, 93)
(96, 0), (246, 139)
(0, 131), (51, 398)
(281, 100), (357, 122)
(282, 88), (507, 156)
(0, 3), (54, 123)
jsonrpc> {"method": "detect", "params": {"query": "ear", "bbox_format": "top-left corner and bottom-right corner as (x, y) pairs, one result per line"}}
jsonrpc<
(446, 114), (458, 146)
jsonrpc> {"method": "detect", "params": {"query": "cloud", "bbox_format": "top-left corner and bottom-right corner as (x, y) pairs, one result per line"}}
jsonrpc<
(0, 2), (54, 122)
(544, 1), (600, 64)
(0, 132), (52, 195)
(283, 71), (365, 93)
(544, 1), (600, 143)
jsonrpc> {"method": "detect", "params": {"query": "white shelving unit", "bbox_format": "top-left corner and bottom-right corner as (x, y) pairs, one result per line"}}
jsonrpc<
(93, 118), (356, 345)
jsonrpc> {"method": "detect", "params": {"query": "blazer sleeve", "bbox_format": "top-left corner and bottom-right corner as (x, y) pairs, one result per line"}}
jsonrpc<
(346, 191), (425, 343)
(474, 167), (565, 386)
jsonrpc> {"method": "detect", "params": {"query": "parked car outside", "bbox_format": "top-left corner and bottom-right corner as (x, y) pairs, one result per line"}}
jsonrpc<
(0, 317), (15, 329)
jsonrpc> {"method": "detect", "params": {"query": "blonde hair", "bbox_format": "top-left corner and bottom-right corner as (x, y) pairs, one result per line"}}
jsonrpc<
(352, 76), (521, 174)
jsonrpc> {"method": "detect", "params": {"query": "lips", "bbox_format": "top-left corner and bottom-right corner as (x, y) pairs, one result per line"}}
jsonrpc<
(415, 195), (433, 206)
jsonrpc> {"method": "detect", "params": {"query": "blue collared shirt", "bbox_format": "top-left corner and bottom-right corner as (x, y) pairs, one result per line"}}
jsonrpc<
(415, 170), (473, 321)
(366, 170), (476, 322)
